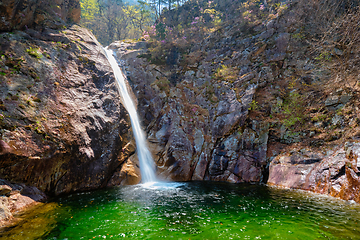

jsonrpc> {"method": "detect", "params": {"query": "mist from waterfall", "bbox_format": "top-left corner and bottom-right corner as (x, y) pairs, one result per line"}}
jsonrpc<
(104, 47), (157, 183)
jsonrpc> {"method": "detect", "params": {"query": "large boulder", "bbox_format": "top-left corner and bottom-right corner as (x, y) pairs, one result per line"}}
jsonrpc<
(0, 25), (134, 195)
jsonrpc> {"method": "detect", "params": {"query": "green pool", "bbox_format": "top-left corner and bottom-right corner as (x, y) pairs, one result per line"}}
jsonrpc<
(1, 182), (360, 239)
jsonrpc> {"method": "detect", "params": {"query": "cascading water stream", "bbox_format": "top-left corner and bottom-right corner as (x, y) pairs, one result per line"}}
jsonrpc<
(104, 47), (157, 183)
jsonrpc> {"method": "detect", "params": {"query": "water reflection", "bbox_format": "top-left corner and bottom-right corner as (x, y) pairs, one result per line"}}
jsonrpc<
(0, 203), (62, 240)
(1, 182), (360, 240)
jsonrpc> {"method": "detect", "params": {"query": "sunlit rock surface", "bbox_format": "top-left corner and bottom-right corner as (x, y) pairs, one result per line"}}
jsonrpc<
(0, 25), (135, 196)
(109, 41), (267, 184)
(108, 0), (360, 203)
(0, 179), (46, 226)
(268, 143), (360, 203)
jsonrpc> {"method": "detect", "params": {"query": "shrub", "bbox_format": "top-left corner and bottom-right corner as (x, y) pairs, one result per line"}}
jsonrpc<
(214, 65), (239, 83)
(282, 91), (306, 128)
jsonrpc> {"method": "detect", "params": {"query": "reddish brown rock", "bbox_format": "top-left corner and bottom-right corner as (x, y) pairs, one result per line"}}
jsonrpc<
(0, 179), (46, 227)
(268, 144), (360, 203)
(0, 25), (134, 195)
(0, 140), (11, 155)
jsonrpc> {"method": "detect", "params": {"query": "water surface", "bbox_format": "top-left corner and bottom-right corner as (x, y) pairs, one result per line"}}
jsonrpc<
(1, 182), (360, 239)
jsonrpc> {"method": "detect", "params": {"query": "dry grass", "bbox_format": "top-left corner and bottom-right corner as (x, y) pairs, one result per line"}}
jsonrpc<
(295, 1), (360, 87)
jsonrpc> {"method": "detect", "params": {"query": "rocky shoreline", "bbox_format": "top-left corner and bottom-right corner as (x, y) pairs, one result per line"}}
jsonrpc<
(0, 179), (46, 227)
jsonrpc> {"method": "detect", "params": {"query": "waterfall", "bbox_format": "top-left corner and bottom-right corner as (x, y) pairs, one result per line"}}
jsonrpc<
(104, 47), (157, 183)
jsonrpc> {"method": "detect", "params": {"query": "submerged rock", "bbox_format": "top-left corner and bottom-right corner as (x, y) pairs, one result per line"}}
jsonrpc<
(0, 179), (46, 227)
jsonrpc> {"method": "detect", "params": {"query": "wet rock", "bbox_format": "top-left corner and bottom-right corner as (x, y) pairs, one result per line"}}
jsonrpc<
(192, 152), (209, 181)
(268, 144), (360, 203)
(107, 155), (141, 186)
(112, 39), (270, 184)
(0, 179), (46, 227)
(209, 148), (229, 176)
(157, 122), (194, 181)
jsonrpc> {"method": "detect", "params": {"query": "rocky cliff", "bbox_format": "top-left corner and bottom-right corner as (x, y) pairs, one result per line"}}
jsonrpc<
(109, 0), (360, 203)
(0, 25), (139, 195)
(0, 0), (140, 226)
(109, 41), (267, 183)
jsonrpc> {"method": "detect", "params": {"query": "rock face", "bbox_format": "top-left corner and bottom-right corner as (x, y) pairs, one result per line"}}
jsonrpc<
(268, 143), (360, 203)
(108, 41), (268, 184)
(0, 179), (46, 226)
(108, 0), (360, 204)
(0, 25), (137, 196)
(0, 0), (80, 31)
(0, 0), (142, 226)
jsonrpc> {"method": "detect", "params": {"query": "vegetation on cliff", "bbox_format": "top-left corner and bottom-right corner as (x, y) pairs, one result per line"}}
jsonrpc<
(136, 0), (360, 160)
(107, 0), (360, 203)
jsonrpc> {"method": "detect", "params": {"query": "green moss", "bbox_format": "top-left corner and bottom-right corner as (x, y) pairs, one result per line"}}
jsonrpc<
(248, 100), (259, 111)
(214, 65), (238, 82)
(152, 77), (170, 92)
(311, 114), (327, 122)
(26, 47), (43, 59)
(43, 52), (51, 58)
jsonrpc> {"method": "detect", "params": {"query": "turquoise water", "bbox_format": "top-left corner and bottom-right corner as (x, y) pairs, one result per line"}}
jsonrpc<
(1, 182), (360, 239)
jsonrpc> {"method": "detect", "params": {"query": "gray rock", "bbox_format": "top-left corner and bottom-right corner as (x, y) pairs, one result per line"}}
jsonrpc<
(333, 48), (343, 56)
(332, 114), (344, 126)
(325, 95), (339, 106)
(276, 33), (290, 53)
(340, 94), (352, 104)
(259, 28), (275, 40)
